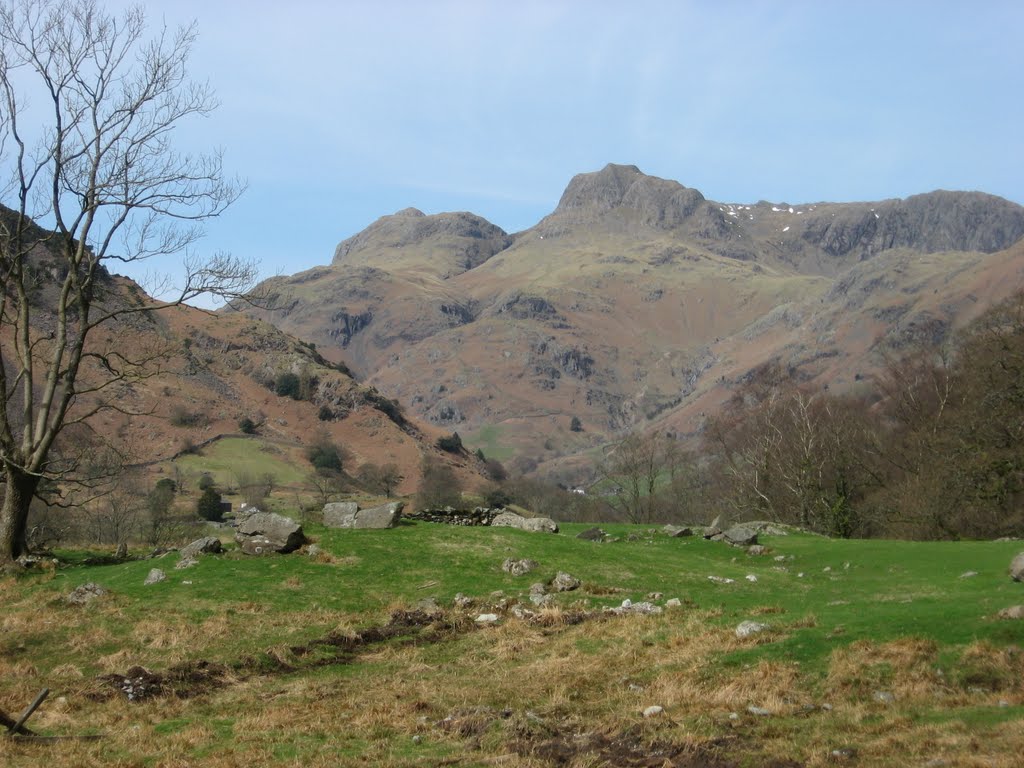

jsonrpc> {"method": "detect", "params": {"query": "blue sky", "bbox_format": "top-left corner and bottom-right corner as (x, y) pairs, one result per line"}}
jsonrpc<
(103, 0), (1023, 301)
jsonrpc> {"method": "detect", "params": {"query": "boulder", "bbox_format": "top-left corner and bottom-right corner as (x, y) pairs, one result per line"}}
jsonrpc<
(66, 582), (107, 605)
(997, 605), (1024, 620)
(235, 511), (306, 554)
(323, 501), (359, 528)
(1010, 552), (1024, 582)
(179, 536), (223, 561)
(723, 526), (758, 547)
(606, 599), (662, 615)
(662, 525), (693, 538)
(747, 544), (767, 556)
(551, 571), (580, 592)
(735, 620), (767, 639)
(491, 511), (559, 533)
(144, 568), (166, 585)
(502, 558), (538, 576)
(576, 526), (607, 541)
(354, 501), (404, 529)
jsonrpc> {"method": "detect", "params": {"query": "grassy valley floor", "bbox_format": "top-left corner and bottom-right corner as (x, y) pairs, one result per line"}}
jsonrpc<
(2, 523), (1023, 767)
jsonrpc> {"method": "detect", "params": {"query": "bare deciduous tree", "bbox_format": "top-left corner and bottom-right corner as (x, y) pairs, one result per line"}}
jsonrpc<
(0, 0), (255, 566)
(598, 431), (685, 524)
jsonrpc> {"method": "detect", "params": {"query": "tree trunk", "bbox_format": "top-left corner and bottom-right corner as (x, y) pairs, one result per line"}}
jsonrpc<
(0, 464), (41, 566)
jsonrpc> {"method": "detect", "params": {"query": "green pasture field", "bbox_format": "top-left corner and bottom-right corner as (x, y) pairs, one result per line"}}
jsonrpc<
(2, 522), (1022, 767)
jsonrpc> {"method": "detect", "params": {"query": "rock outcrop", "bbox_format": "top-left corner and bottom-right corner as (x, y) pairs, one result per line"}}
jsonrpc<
(491, 511), (559, 534)
(324, 501), (404, 529)
(179, 536), (223, 561)
(235, 512), (306, 554)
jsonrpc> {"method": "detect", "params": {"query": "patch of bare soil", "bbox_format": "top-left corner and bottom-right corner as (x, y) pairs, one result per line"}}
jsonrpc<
(97, 609), (463, 701)
(96, 660), (229, 701)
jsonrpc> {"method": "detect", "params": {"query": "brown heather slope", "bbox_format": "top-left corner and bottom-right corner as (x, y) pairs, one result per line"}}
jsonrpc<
(0, 224), (484, 498)
(233, 164), (1024, 477)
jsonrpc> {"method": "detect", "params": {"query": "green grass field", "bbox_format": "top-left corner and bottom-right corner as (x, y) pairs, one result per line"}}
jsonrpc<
(3, 522), (1023, 767)
(172, 436), (310, 490)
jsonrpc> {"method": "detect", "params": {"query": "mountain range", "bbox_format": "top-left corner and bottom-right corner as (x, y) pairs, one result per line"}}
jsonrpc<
(233, 164), (1024, 480)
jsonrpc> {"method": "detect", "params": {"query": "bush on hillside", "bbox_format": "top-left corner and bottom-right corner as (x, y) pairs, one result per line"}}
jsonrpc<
(195, 486), (224, 522)
(437, 432), (463, 453)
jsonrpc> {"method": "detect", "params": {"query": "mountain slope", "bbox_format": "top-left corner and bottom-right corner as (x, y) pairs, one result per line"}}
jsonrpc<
(234, 165), (1024, 475)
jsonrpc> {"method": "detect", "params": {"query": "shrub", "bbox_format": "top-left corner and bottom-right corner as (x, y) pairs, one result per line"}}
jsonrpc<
(195, 486), (224, 522)
(570, 415), (583, 432)
(274, 371), (301, 399)
(483, 486), (512, 508)
(437, 432), (464, 453)
(170, 405), (207, 427)
(485, 458), (508, 483)
(416, 455), (462, 509)
(198, 473), (215, 491)
(317, 405), (334, 421)
(239, 417), (257, 434)
(306, 439), (344, 473)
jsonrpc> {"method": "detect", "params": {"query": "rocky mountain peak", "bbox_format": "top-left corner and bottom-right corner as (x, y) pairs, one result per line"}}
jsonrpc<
(551, 163), (708, 230)
(332, 209), (510, 272)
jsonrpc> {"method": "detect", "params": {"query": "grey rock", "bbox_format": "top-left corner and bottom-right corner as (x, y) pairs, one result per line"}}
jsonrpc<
(492, 511), (559, 533)
(665, 598), (682, 608)
(453, 593), (474, 608)
(354, 501), (404, 529)
(873, 690), (895, 704)
(144, 568), (166, 585)
(662, 525), (693, 538)
(414, 597), (442, 616)
(747, 544), (767, 556)
(179, 536), (223, 561)
(642, 705), (664, 718)
(174, 557), (198, 570)
(746, 705), (771, 717)
(323, 501), (359, 528)
(305, 544), (322, 558)
(702, 527), (723, 540)
(997, 605), (1024, 620)
(66, 582), (107, 605)
(735, 620), (767, 639)
(606, 599), (662, 615)
(958, 570), (978, 579)
(723, 526), (758, 547)
(235, 511), (306, 554)
(576, 526), (607, 541)
(502, 558), (539, 576)
(1010, 552), (1024, 582)
(551, 571), (580, 592)
(475, 613), (499, 624)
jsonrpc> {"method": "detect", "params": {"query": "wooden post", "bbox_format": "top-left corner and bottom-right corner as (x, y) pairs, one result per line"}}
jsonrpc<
(10, 689), (48, 734)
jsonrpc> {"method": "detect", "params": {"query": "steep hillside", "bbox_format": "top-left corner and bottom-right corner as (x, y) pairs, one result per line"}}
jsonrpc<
(234, 165), (1024, 476)
(0, 205), (485, 498)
